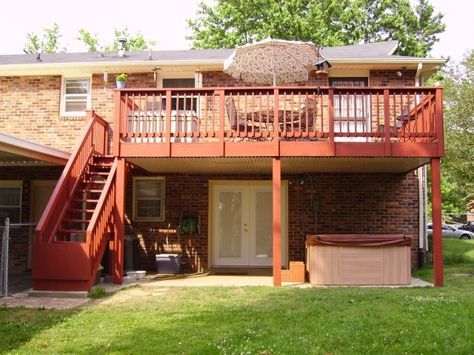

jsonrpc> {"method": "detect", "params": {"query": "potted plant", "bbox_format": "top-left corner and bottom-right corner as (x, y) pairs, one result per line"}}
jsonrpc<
(179, 214), (200, 235)
(116, 73), (128, 89)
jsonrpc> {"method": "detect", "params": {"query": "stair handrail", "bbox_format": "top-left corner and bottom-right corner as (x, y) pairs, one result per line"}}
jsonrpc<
(86, 158), (117, 282)
(35, 111), (109, 243)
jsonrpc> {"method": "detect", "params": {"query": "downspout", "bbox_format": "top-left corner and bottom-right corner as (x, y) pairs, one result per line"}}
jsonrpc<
(415, 62), (428, 265)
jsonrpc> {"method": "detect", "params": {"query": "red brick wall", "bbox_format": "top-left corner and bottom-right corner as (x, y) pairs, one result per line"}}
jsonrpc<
(0, 166), (63, 271)
(0, 73), (156, 152)
(370, 70), (416, 86)
(202, 71), (328, 87)
(125, 171), (420, 272)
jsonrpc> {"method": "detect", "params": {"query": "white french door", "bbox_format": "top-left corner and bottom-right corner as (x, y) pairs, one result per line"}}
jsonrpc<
(212, 182), (287, 267)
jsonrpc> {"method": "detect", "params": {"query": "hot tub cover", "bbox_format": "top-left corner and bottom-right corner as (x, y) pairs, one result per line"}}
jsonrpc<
(305, 234), (411, 247)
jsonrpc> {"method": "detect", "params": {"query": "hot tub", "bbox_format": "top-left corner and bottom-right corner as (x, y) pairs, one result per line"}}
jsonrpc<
(305, 234), (411, 285)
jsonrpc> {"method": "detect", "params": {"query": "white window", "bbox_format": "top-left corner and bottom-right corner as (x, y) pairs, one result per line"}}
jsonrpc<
(0, 181), (22, 224)
(330, 78), (370, 141)
(133, 177), (165, 221)
(61, 77), (91, 116)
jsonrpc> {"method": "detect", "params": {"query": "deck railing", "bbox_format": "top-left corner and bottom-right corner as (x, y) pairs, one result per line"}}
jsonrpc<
(114, 86), (443, 156)
(87, 158), (117, 284)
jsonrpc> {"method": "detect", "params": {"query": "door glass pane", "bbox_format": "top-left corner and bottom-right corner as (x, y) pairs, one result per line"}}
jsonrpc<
(218, 191), (242, 258)
(255, 191), (272, 258)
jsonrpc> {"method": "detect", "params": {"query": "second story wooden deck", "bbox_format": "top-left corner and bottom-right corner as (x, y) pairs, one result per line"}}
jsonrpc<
(113, 86), (443, 160)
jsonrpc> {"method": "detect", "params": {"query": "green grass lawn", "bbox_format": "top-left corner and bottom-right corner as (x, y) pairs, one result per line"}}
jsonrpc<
(2, 240), (474, 355)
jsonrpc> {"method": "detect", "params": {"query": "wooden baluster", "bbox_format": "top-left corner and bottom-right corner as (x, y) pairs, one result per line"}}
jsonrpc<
(384, 89), (391, 155)
(435, 88), (444, 156)
(273, 88), (279, 155)
(113, 91), (121, 156)
(328, 89), (335, 155)
(218, 90), (225, 156)
(166, 90), (172, 156)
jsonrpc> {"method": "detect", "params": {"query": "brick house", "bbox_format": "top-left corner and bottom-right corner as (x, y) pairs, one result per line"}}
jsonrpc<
(0, 41), (446, 291)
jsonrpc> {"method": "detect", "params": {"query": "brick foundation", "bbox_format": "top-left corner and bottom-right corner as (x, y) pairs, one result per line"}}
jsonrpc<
(124, 170), (420, 272)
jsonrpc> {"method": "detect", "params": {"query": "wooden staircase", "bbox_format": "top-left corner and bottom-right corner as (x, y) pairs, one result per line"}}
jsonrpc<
(32, 112), (118, 292)
(56, 156), (114, 242)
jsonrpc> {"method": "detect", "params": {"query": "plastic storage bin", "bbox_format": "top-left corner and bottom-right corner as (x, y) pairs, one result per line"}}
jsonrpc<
(156, 254), (181, 274)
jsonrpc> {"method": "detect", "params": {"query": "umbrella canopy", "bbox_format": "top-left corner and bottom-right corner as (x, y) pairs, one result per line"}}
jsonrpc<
(224, 38), (320, 86)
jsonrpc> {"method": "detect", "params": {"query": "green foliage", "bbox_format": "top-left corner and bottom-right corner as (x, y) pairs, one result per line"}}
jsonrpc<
(24, 23), (64, 54)
(187, 0), (445, 56)
(88, 287), (108, 299)
(115, 73), (128, 82)
(440, 51), (474, 216)
(77, 29), (100, 52)
(77, 27), (156, 53)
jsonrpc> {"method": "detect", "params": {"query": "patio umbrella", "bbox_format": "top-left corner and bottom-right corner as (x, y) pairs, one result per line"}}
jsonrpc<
(223, 38), (320, 86)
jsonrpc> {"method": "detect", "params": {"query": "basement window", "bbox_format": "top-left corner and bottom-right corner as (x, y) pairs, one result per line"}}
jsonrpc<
(0, 181), (22, 224)
(61, 77), (91, 116)
(133, 177), (165, 222)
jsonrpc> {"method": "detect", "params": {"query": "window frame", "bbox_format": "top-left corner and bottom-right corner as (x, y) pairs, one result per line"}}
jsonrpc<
(132, 177), (165, 222)
(0, 180), (22, 224)
(162, 78), (198, 111)
(60, 76), (92, 117)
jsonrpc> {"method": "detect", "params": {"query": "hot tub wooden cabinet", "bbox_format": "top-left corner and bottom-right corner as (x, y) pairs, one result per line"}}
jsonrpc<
(306, 234), (412, 285)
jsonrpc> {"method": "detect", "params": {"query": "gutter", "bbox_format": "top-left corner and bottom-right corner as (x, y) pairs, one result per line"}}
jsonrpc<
(0, 59), (225, 75)
(326, 57), (446, 65)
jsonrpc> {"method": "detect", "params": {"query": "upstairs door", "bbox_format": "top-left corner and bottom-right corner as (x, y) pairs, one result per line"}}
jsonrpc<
(212, 182), (287, 267)
(330, 78), (370, 141)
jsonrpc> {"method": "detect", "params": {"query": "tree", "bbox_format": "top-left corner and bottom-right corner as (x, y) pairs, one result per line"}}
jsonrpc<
(439, 51), (474, 218)
(77, 27), (156, 52)
(187, 0), (445, 56)
(24, 23), (64, 54)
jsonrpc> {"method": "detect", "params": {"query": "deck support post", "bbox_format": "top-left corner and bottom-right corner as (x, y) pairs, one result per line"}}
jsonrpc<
(112, 158), (126, 284)
(430, 158), (443, 287)
(272, 157), (282, 286)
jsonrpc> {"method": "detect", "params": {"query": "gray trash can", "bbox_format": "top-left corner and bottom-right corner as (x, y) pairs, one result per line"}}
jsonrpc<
(156, 254), (181, 274)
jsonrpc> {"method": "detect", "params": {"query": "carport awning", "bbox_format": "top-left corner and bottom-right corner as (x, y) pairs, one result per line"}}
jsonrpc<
(0, 132), (70, 166)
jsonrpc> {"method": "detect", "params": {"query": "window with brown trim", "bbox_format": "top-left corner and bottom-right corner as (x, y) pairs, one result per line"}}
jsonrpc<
(0, 181), (22, 224)
(133, 177), (165, 221)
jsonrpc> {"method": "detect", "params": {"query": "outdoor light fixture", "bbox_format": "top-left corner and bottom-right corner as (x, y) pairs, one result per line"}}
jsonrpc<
(153, 67), (160, 82)
(103, 71), (108, 91)
(314, 58), (332, 71)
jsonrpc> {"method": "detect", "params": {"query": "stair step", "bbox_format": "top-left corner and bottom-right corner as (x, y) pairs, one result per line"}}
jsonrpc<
(87, 172), (110, 176)
(69, 208), (95, 213)
(63, 219), (91, 223)
(77, 189), (103, 194)
(91, 163), (113, 168)
(58, 229), (86, 234)
(72, 198), (99, 203)
(83, 180), (106, 184)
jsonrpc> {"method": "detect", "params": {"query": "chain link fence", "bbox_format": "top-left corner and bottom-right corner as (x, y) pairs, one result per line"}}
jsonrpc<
(0, 218), (10, 297)
(1, 219), (37, 298)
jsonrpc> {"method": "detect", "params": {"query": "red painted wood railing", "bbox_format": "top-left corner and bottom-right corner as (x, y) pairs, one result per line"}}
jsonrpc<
(87, 158), (117, 284)
(36, 111), (109, 243)
(115, 86), (442, 152)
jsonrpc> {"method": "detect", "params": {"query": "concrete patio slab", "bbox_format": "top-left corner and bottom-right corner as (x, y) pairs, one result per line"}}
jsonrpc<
(1, 290), (90, 309)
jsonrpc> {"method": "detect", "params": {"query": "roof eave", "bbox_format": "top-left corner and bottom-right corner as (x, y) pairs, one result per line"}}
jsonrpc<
(326, 57), (446, 65)
(0, 133), (70, 165)
(0, 59), (225, 72)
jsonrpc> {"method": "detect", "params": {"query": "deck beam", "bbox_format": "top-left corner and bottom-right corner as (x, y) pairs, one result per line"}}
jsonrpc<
(272, 157), (282, 286)
(430, 157), (443, 287)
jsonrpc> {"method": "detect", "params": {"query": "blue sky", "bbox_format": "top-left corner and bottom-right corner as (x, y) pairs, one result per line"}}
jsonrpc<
(1, 0), (471, 63)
